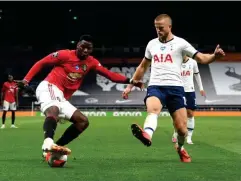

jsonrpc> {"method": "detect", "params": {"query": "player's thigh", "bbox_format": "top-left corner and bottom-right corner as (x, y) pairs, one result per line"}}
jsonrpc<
(60, 101), (78, 121)
(166, 86), (186, 114)
(166, 87), (187, 132)
(3, 101), (10, 111)
(60, 101), (89, 128)
(9, 102), (17, 111)
(144, 86), (164, 114)
(36, 81), (62, 116)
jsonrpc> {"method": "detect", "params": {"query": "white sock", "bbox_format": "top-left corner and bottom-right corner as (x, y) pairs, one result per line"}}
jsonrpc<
(187, 117), (195, 139)
(173, 130), (178, 139)
(143, 113), (158, 139)
(43, 138), (54, 149)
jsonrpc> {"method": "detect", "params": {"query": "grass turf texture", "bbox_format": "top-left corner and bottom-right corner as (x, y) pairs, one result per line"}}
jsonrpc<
(0, 116), (240, 181)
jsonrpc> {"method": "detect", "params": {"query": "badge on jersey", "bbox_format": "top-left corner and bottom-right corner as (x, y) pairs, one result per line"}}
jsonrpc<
(52, 52), (59, 58)
(160, 46), (166, 51)
(75, 65), (80, 70)
(81, 64), (87, 72)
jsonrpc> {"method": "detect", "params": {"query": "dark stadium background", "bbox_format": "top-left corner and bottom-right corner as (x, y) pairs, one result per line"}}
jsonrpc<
(0, 1), (240, 109)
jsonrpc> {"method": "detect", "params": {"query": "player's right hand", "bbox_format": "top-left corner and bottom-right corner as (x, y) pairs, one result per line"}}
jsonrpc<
(130, 79), (145, 90)
(200, 90), (206, 97)
(122, 84), (133, 99)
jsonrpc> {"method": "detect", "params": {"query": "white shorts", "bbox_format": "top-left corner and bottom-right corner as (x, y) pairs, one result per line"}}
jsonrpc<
(3, 101), (17, 111)
(36, 81), (77, 120)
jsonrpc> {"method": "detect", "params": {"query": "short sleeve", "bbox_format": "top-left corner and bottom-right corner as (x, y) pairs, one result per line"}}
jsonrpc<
(182, 39), (198, 59)
(144, 42), (152, 60)
(1, 83), (6, 92)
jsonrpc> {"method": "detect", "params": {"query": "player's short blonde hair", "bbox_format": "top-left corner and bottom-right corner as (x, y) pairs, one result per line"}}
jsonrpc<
(155, 14), (172, 25)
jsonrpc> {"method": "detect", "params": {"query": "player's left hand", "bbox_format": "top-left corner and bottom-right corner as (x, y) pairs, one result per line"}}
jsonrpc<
(214, 44), (225, 59)
(15, 80), (35, 96)
(15, 80), (28, 88)
(200, 90), (206, 97)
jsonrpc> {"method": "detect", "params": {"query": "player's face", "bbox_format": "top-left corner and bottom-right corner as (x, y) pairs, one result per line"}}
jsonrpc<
(8, 75), (13, 82)
(76, 40), (93, 60)
(154, 19), (171, 39)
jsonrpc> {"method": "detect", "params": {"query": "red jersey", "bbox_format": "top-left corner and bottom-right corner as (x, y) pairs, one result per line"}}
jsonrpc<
(24, 50), (129, 100)
(1, 81), (18, 103)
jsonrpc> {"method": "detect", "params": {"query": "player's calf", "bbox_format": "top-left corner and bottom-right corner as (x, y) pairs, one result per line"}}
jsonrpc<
(42, 106), (59, 153)
(172, 108), (188, 149)
(1, 111), (7, 128)
(56, 110), (89, 146)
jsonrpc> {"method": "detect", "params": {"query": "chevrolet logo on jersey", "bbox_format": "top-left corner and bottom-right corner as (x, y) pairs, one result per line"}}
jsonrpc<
(67, 72), (82, 81)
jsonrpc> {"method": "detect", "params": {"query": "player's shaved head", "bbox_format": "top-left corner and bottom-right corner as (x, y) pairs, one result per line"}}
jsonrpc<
(155, 14), (172, 26)
(154, 14), (173, 42)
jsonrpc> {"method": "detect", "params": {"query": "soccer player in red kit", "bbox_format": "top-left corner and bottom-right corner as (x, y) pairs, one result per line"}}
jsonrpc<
(19, 35), (143, 163)
(1, 75), (18, 129)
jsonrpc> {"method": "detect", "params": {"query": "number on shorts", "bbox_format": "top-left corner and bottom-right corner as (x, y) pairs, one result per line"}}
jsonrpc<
(183, 96), (187, 105)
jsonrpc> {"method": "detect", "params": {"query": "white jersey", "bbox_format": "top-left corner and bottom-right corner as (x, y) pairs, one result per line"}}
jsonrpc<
(145, 35), (198, 86)
(181, 58), (199, 92)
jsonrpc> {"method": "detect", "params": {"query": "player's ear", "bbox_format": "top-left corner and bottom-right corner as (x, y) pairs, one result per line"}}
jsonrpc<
(76, 42), (81, 48)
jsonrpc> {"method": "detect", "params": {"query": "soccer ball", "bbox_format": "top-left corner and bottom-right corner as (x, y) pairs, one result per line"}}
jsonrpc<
(47, 153), (68, 167)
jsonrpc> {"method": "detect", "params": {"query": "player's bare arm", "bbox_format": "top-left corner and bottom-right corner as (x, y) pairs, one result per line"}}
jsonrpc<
(132, 57), (151, 81)
(194, 45), (225, 64)
(122, 57), (151, 99)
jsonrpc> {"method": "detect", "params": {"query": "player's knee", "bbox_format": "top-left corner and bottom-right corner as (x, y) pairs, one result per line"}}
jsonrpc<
(72, 112), (89, 129)
(80, 116), (89, 129)
(44, 106), (60, 120)
(146, 96), (162, 114)
(187, 109), (194, 118)
(176, 126), (187, 137)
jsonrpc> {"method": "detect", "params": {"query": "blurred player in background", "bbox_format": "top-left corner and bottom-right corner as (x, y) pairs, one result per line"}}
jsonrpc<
(18, 35), (143, 165)
(172, 55), (205, 144)
(1, 75), (18, 129)
(122, 14), (225, 162)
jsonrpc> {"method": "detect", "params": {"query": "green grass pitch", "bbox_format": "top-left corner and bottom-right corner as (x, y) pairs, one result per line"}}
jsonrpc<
(0, 116), (241, 181)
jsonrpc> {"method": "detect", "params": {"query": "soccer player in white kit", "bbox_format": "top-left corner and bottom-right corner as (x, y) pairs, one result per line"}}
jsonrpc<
(172, 55), (205, 144)
(122, 14), (225, 162)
